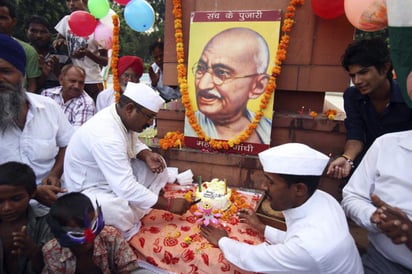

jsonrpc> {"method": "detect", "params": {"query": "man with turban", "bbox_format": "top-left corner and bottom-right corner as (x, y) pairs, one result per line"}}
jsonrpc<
(0, 33), (73, 210)
(96, 56), (144, 112)
(0, 0), (41, 93)
(64, 82), (192, 240)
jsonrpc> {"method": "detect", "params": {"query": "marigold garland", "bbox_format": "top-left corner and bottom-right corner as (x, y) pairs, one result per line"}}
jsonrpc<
(159, 131), (184, 150)
(172, 0), (304, 150)
(111, 14), (121, 103)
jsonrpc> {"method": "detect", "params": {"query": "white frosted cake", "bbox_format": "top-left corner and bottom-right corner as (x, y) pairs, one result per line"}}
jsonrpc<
(195, 178), (232, 211)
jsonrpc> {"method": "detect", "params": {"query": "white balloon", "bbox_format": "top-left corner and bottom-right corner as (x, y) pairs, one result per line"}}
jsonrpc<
(99, 8), (116, 29)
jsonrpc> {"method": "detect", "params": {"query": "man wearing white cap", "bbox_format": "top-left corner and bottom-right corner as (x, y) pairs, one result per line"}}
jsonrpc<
(64, 82), (192, 240)
(201, 143), (363, 273)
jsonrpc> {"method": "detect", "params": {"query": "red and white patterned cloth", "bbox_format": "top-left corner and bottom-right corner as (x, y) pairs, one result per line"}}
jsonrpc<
(129, 185), (264, 274)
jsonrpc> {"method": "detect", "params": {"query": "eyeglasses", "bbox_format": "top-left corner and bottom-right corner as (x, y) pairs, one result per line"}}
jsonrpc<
(138, 108), (156, 121)
(120, 73), (139, 81)
(192, 62), (262, 86)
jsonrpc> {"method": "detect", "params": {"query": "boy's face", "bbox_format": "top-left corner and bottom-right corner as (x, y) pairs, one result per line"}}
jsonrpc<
(263, 173), (296, 211)
(0, 185), (31, 223)
(347, 64), (389, 96)
(66, 211), (95, 253)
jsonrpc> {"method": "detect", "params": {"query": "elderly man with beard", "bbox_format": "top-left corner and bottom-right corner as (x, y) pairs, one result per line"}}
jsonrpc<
(64, 82), (192, 240)
(42, 64), (95, 129)
(0, 33), (73, 209)
(184, 27), (272, 145)
(96, 55), (144, 112)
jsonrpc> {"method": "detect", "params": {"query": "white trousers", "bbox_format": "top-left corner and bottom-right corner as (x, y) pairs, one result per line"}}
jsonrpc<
(83, 158), (168, 240)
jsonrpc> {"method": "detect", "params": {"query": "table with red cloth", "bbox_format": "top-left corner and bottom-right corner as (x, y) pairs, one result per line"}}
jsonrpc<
(129, 184), (264, 274)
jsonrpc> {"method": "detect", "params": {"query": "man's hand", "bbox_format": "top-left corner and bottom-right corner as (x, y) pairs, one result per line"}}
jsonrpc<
(41, 174), (61, 187)
(168, 197), (191, 215)
(35, 185), (66, 207)
(238, 209), (266, 234)
(11, 226), (38, 257)
(138, 150), (165, 173)
(371, 194), (412, 249)
(326, 156), (352, 179)
(148, 66), (160, 87)
(199, 224), (228, 246)
(71, 47), (88, 59)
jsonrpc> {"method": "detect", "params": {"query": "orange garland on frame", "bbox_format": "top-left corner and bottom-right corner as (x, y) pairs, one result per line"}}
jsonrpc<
(111, 14), (121, 103)
(172, 0), (304, 150)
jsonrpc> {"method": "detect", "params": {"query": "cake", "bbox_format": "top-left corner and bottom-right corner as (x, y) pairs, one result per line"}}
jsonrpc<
(195, 178), (232, 211)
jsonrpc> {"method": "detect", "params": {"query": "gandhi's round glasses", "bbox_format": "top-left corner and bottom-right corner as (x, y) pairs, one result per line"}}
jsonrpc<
(192, 62), (261, 86)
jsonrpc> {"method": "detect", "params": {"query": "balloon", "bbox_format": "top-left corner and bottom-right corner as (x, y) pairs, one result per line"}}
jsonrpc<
(99, 9), (116, 29)
(115, 0), (131, 5)
(311, 0), (345, 20)
(94, 22), (113, 49)
(68, 11), (98, 37)
(88, 0), (110, 19)
(344, 0), (387, 31)
(124, 0), (155, 32)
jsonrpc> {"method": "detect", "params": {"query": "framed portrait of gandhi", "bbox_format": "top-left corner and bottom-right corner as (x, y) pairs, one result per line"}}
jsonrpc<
(183, 10), (281, 155)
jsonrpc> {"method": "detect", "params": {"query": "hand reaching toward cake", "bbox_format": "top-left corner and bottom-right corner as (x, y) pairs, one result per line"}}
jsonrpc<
(168, 197), (192, 215)
(199, 224), (228, 247)
(238, 209), (266, 235)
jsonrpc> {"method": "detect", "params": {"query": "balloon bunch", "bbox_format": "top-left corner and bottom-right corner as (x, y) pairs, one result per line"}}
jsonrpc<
(311, 0), (388, 32)
(68, 0), (155, 48)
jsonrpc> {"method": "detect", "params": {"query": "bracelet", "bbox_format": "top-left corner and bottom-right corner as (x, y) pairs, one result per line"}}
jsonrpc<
(341, 154), (355, 169)
(167, 197), (172, 211)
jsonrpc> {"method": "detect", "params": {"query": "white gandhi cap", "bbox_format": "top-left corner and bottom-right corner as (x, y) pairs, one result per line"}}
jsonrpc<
(123, 82), (165, 112)
(258, 143), (329, 176)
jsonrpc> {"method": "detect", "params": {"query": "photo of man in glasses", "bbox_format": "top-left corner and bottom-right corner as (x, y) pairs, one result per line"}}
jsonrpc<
(184, 27), (272, 145)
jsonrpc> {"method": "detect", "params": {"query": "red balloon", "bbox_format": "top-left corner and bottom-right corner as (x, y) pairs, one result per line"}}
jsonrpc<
(114, 0), (131, 5)
(68, 11), (98, 37)
(311, 0), (345, 19)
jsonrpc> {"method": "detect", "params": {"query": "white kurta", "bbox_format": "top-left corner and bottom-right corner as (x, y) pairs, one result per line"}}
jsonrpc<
(64, 105), (168, 239)
(0, 93), (73, 185)
(342, 130), (412, 270)
(219, 190), (363, 274)
(95, 87), (115, 112)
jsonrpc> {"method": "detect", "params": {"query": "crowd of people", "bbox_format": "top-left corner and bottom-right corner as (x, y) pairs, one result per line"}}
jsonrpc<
(0, 0), (412, 273)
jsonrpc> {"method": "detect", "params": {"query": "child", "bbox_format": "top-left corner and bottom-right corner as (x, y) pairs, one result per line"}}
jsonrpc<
(0, 161), (52, 274)
(42, 192), (142, 274)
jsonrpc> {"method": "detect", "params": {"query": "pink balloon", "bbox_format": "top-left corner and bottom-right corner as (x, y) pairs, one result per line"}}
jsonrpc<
(94, 22), (113, 49)
(311, 0), (345, 20)
(344, 0), (387, 31)
(68, 11), (98, 37)
(114, 0), (131, 5)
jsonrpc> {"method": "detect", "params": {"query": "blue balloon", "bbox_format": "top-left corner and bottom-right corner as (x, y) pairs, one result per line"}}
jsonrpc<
(124, 0), (155, 32)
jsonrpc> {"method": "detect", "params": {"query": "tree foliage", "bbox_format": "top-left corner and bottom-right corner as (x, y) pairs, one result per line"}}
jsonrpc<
(13, 0), (165, 63)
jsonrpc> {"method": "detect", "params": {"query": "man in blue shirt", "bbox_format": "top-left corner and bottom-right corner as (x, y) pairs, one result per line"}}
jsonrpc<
(327, 38), (412, 179)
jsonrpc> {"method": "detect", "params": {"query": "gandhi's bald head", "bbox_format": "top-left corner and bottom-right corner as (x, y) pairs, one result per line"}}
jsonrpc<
(203, 27), (269, 73)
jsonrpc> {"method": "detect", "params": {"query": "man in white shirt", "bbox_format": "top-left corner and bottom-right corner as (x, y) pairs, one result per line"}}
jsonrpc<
(0, 34), (73, 207)
(64, 82), (192, 240)
(42, 64), (95, 129)
(200, 143), (363, 274)
(342, 130), (412, 273)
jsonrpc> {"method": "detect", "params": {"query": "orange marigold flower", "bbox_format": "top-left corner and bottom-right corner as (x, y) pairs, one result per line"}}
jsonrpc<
(309, 111), (318, 118)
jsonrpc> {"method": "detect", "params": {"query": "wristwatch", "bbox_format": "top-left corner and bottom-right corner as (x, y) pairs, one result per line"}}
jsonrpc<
(341, 154), (355, 169)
